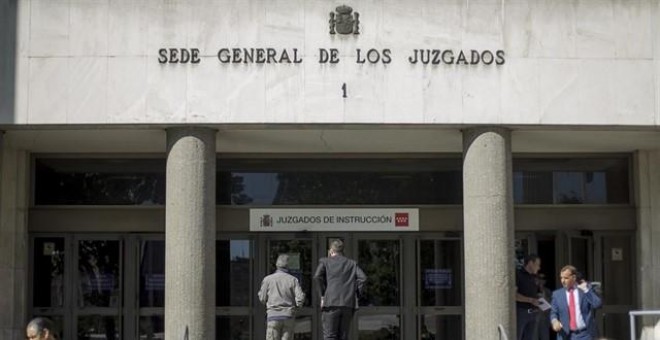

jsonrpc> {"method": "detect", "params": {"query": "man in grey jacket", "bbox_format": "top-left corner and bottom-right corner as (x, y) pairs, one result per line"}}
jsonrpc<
(258, 254), (306, 340)
(313, 239), (367, 340)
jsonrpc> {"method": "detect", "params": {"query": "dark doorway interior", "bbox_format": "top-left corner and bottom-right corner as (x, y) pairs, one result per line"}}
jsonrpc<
(537, 238), (556, 291)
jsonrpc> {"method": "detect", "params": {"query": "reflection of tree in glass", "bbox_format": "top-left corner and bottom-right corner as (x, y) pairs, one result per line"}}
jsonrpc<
(49, 241), (65, 307)
(358, 241), (400, 306)
(78, 241), (120, 309)
(271, 172), (458, 205)
(273, 173), (392, 205)
(558, 191), (583, 204)
(231, 175), (253, 205)
(35, 159), (166, 205)
(78, 241), (119, 339)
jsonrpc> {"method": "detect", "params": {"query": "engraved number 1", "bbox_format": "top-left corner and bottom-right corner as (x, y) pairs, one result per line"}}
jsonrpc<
(342, 83), (347, 98)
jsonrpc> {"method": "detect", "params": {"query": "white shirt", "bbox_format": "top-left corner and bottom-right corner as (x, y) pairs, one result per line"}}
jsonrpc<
(565, 286), (587, 330)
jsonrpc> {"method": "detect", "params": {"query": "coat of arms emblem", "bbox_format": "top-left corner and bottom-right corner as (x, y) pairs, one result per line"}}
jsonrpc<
(260, 214), (273, 227)
(329, 5), (360, 35)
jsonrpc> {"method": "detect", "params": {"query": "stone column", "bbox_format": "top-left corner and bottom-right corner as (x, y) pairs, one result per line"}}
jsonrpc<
(462, 127), (515, 340)
(165, 127), (216, 340)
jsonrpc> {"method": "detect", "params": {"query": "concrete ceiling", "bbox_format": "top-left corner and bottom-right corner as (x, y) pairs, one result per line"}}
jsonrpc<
(5, 126), (660, 154)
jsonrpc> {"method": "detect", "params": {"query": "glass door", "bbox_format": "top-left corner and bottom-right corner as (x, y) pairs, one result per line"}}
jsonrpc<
(567, 234), (593, 280)
(593, 232), (635, 340)
(416, 236), (463, 340)
(354, 234), (402, 340)
(74, 236), (122, 339)
(136, 235), (164, 339)
(216, 237), (254, 340)
(30, 236), (67, 338)
(30, 235), (124, 340)
(263, 235), (316, 340)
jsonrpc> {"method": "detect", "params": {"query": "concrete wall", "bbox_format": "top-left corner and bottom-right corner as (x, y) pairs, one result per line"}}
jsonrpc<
(635, 151), (660, 340)
(0, 134), (30, 339)
(0, 0), (17, 124)
(7, 0), (659, 126)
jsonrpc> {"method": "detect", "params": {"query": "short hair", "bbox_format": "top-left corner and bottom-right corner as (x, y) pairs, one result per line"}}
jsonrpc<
(329, 239), (344, 254)
(523, 254), (540, 265)
(276, 254), (289, 269)
(27, 317), (56, 338)
(560, 265), (577, 276)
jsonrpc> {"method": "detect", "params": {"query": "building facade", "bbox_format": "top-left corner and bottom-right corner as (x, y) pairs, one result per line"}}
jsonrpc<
(1, 0), (660, 339)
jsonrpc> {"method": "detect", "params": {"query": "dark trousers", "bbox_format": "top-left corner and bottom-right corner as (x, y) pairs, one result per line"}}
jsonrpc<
(321, 307), (354, 340)
(563, 329), (593, 340)
(517, 307), (537, 340)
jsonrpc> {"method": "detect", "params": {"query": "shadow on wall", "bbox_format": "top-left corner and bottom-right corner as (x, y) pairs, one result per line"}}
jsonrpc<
(0, 0), (17, 124)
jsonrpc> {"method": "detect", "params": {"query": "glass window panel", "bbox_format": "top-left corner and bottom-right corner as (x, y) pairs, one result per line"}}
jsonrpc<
(419, 315), (462, 340)
(220, 171), (462, 205)
(34, 159), (165, 205)
(584, 172), (606, 203)
(513, 171), (553, 204)
(77, 240), (120, 308)
(358, 240), (400, 306)
(217, 240), (251, 306)
(419, 240), (462, 306)
(139, 241), (165, 308)
(267, 240), (312, 307)
(554, 172), (584, 204)
(514, 158), (630, 205)
(139, 316), (164, 340)
(33, 238), (65, 308)
(216, 316), (250, 340)
(77, 315), (119, 340)
(358, 315), (400, 340)
(604, 162), (630, 203)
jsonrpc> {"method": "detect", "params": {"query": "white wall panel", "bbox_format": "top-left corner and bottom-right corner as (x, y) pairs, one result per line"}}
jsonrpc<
(9, 0), (660, 126)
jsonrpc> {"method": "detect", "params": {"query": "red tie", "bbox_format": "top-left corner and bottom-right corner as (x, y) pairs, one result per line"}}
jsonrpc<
(568, 288), (577, 331)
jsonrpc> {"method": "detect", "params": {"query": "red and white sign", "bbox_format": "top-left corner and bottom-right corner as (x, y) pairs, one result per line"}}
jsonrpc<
(394, 213), (409, 227)
(249, 208), (419, 232)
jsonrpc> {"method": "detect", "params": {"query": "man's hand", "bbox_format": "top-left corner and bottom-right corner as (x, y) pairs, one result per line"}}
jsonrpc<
(529, 297), (540, 307)
(551, 319), (562, 332)
(578, 281), (589, 293)
(320, 297), (324, 308)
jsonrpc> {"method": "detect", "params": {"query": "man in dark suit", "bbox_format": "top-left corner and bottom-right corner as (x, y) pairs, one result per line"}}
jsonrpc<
(550, 265), (602, 340)
(313, 239), (367, 340)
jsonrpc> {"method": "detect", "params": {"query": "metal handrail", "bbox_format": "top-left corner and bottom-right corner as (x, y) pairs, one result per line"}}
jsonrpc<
(498, 324), (509, 340)
(629, 310), (660, 340)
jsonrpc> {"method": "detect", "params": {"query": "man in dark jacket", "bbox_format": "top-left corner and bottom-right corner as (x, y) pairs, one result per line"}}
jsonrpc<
(313, 239), (367, 340)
